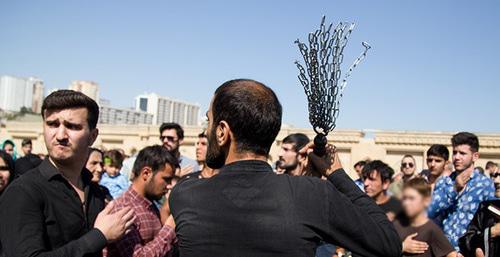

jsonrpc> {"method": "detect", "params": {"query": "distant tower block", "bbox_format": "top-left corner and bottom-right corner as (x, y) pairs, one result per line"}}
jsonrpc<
(69, 80), (99, 101)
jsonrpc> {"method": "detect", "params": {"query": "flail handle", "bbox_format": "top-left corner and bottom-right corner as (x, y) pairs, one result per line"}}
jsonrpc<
(313, 133), (328, 157)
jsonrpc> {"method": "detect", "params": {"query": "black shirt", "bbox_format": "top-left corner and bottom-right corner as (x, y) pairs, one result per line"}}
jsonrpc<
(379, 196), (403, 219)
(170, 160), (402, 257)
(0, 158), (107, 257)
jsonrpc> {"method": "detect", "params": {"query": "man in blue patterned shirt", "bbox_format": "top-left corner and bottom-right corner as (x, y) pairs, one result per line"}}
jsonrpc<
(428, 132), (495, 251)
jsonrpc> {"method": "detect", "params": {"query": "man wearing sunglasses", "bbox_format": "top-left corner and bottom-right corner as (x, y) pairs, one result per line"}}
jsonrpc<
(389, 155), (418, 199)
(159, 122), (198, 177)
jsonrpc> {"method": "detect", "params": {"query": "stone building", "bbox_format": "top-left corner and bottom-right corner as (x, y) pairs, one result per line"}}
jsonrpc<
(1, 122), (499, 179)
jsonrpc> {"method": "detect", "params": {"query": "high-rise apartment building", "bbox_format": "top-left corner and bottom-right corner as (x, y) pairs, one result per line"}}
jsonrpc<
(0, 75), (44, 112)
(69, 80), (99, 101)
(135, 93), (199, 126)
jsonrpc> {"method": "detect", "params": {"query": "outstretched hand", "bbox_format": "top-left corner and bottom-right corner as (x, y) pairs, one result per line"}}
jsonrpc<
(298, 141), (343, 177)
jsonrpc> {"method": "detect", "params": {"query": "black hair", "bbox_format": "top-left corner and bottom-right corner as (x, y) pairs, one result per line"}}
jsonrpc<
(41, 90), (99, 129)
(132, 145), (179, 178)
(21, 139), (32, 147)
(212, 79), (282, 156)
(354, 160), (367, 169)
(2, 140), (14, 148)
(0, 150), (15, 183)
(104, 149), (124, 168)
(451, 132), (479, 152)
(485, 161), (497, 170)
(159, 122), (184, 140)
(198, 131), (207, 138)
(427, 144), (449, 161)
(362, 160), (394, 183)
(282, 133), (310, 152)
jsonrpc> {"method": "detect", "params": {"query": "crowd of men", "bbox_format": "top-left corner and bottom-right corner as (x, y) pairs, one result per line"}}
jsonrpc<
(0, 80), (499, 257)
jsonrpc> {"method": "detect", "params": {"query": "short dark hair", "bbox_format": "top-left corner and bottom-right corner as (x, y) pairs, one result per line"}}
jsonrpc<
(427, 144), (449, 161)
(485, 161), (497, 170)
(354, 160), (367, 169)
(159, 122), (184, 140)
(198, 131), (207, 138)
(0, 150), (15, 183)
(41, 90), (99, 130)
(132, 145), (179, 178)
(404, 177), (431, 198)
(104, 149), (124, 168)
(362, 160), (394, 183)
(21, 139), (32, 147)
(212, 79), (282, 156)
(282, 133), (310, 152)
(451, 132), (479, 152)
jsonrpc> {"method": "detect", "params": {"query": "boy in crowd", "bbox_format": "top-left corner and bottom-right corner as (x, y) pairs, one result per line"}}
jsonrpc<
(363, 160), (403, 221)
(105, 145), (177, 257)
(394, 177), (456, 257)
(421, 144), (451, 191)
(100, 149), (129, 199)
(354, 160), (367, 191)
(428, 132), (495, 250)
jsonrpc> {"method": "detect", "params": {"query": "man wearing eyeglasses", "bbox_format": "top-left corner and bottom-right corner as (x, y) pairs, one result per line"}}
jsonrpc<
(159, 122), (198, 177)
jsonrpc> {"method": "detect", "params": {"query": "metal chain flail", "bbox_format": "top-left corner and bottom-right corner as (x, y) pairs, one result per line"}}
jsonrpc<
(295, 16), (371, 137)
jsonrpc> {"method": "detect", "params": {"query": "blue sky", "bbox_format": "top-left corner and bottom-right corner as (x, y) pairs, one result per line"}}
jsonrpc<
(1, 0), (499, 132)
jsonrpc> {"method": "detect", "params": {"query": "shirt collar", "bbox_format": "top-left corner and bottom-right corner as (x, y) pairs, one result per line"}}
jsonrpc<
(218, 160), (273, 174)
(39, 158), (92, 185)
(125, 187), (154, 209)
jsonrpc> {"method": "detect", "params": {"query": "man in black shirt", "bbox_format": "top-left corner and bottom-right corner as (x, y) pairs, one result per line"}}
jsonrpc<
(170, 79), (401, 257)
(362, 160), (403, 221)
(0, 90), (135, 257)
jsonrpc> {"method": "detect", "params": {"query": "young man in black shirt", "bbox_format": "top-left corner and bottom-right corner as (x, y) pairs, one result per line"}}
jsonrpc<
(363, 160), (403, 221)
(170, 79), (401, 257)
(0, 90), (135, 257)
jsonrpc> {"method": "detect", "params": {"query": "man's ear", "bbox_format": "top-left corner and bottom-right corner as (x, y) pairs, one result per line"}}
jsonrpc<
(217, 121), (231, 147)
(472, 151), (480, 162)
(141, 167), (153, 181)
(382, 180), (391, 190)
(89, 128), (99, 146)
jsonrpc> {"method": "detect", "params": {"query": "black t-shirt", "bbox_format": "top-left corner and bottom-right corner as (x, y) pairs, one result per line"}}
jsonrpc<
(394, 218), (454, 257)
(379, 196), (403, 220)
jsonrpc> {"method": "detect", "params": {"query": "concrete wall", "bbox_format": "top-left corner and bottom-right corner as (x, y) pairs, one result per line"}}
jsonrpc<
(2, 122), (500, 179)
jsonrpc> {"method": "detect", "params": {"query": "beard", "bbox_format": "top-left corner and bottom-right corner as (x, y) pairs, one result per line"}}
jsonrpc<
(205, 126), (226, 169)
(278, 158), (298, 172)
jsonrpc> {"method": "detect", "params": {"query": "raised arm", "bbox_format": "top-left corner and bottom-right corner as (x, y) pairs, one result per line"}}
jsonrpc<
(428, 176), (457, 219)
(299, 143), (401, 257)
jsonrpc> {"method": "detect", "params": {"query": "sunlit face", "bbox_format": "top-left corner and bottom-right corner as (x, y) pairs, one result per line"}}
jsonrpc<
(364, 170), (389, 199)
(104, 164), (121, 177)
(161, 129), (180, 152)
(43, 108), (97, 166)
(401, 156), (416, 176)
(452, 144), (478, 172)
(3, 144), (14, 157)
(0, 157), (11, 193)
(278, 143), (299, 171)
(402, 188), (430, 219)
(426, 155), (447, 176)
(491, 170), (500, 198)
(145, 164), (175, 201)
(195, 136), (208, 162)
(86, 150), (104, 183)
(205, 100), (226, 169)
(22, 144), (32, 155)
